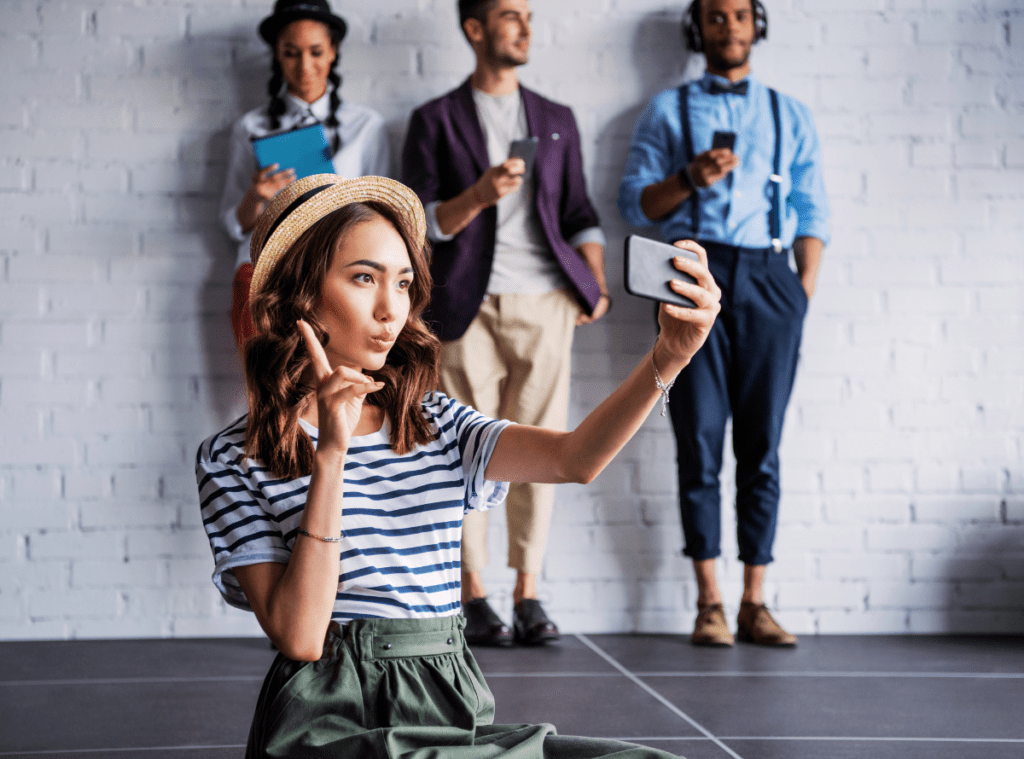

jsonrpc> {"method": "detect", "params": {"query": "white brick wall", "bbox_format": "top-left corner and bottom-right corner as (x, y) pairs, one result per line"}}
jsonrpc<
(1, 0), (1022, 640)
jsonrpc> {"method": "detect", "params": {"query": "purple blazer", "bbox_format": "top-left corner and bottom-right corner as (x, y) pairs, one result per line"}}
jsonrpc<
(401, 79), (602, 342)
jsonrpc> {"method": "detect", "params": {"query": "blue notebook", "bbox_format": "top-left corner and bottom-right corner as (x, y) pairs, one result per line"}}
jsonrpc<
(251, 123), (335, 179)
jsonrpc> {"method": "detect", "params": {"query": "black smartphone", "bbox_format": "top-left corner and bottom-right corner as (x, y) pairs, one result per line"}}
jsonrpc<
(508, 137), (539, 178)
(711, 130), (736, 151)
(624, 235), (699, 309)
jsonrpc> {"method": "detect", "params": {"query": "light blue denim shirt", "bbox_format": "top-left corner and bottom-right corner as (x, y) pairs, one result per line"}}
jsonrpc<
(618, 73), (830, 248)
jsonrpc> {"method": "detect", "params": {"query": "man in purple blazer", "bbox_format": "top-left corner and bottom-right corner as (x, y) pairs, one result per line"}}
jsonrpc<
(402, 0), (609, 647)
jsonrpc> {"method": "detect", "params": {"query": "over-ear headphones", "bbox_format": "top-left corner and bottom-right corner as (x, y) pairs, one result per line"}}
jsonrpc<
(682, 0), (768, 53)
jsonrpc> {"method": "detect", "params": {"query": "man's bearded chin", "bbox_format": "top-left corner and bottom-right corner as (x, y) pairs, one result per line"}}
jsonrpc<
(707, 44), (750, 72)
(502, 51), (528, 67)
(487, 38), (529, 68)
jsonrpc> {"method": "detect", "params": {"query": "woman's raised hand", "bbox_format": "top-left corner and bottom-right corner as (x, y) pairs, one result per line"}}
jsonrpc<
(236, 164), (298, 233)
(252, 164), (296, 202)
(297, 320), (384, 455)
(656, 240), (722, 367)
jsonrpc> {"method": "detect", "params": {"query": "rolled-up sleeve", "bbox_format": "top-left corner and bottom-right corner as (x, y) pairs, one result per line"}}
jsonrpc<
(430, 392), (512, 513)
(788, 102), (830, 246)
(196, 446), (290, 611)
(618, 90), (681, 228)
(423, 200), (455, 242)
(568, 227), (606, 249)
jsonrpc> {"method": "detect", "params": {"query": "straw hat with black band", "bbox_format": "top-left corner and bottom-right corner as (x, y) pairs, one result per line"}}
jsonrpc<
(258, 0), (348, 44)
(248, 174), (427, 305)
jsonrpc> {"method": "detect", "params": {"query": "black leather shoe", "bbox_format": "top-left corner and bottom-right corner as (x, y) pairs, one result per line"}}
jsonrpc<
(512, 599), (560, 645)
(462, 598), (513, 647)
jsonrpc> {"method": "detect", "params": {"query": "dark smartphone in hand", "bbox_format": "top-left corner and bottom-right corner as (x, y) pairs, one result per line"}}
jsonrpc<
(508, 137), (539, 178)
(711, 130), (736, 151)
(624, 235), (699, 309)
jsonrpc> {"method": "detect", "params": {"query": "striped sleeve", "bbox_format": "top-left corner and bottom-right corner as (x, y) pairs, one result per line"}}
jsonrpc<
(427, 392), (512, 513)
(195, 417), (291, 611)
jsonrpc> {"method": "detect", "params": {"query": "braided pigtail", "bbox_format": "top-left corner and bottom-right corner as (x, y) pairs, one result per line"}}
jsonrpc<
(267, 58), (286, 131)
(325, 60), (342, 154)
(323, 27), (345, 154)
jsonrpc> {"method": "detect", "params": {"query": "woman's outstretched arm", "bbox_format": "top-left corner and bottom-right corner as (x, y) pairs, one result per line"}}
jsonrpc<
(234, 321), (384, 661)
(485, 240), (721, 486)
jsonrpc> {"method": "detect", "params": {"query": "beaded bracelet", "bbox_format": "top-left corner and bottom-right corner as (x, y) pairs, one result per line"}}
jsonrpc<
(297, 527), (343, 544)
(652, 339), (676, 417)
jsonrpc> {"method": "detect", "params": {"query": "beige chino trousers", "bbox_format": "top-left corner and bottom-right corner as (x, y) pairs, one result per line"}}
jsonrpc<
(440, 290), (581, 575)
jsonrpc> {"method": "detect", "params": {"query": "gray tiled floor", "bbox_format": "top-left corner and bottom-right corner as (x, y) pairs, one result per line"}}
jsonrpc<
(1, 634), (1022, 758)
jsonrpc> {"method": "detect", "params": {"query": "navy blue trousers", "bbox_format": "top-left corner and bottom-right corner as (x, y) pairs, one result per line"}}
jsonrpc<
(667, 241), (807, 565)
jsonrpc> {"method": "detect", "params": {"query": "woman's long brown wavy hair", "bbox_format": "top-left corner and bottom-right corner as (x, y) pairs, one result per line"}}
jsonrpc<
(243, 201), (440, 479)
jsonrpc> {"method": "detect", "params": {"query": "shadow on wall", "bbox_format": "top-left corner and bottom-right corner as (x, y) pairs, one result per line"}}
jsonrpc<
(594, 11), (692, 228)
(179, 26), (273, 430)
(597, 12), (696, 632)
(105, 22), (266, 591)
(937, 505), (1024, 633)
(593, 12), (697, 331)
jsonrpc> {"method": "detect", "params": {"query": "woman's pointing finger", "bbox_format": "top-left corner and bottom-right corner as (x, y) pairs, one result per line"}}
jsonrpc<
(297, 319), (333, 381)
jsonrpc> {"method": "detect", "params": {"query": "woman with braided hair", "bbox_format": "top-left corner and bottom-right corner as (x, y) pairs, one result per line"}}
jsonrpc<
(219, 0), (390, 350)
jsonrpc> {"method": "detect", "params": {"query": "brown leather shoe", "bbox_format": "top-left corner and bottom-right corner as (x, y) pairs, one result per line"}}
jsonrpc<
(691, 603), (734, 647)
(736, 602), (798, 647)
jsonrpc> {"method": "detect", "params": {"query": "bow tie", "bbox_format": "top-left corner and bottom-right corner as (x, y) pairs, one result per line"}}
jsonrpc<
(709, 80), (749, 96)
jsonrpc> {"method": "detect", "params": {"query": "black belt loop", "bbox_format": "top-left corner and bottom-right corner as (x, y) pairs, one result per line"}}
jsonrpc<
(678, 83), (699, 238)
(769, 88), (783, 252)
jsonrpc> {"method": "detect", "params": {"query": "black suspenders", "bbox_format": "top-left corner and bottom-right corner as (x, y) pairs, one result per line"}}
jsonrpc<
(678, 84), (700, 237)
(768, 89), (783, 252)
(677, 83), (783, 249)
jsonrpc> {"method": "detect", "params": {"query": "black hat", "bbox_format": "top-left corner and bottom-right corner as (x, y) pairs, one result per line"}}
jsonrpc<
(258, 0), (348, 45)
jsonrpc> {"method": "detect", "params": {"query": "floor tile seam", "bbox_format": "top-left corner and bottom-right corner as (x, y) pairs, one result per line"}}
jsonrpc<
(719, 737), (1024, 743)
(7, 736), (1024, 756)
(473, 672), (621, 678)
(635, 671), (1024, 678)
(0, 676), (266, 686)
(0, 746), (247, 757)
(611, 736), (1024, 743)
(574, 634), (745, 759)
(0, 673), (620, 687)
(4, 670), (1021, 686)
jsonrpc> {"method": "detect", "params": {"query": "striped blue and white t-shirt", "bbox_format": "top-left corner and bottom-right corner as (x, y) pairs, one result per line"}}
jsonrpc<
(196, 392), (511, 623)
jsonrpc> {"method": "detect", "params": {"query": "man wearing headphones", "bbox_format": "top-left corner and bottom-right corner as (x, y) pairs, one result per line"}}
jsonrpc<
(619, 0), (829, 647)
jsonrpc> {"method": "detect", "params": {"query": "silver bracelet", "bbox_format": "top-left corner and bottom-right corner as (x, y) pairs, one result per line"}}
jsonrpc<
(652, 339), (676, 417)
(297, 527), (343, 544)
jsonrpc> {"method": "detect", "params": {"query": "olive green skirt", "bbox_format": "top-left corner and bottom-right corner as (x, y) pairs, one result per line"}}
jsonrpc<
(245, 615), (683, 759)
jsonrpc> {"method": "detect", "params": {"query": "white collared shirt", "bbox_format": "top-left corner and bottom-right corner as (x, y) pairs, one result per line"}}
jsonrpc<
(219, 91), (391, 270)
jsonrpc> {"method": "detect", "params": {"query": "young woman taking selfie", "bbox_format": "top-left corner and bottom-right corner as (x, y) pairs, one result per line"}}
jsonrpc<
(197, 173), (720, 758)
